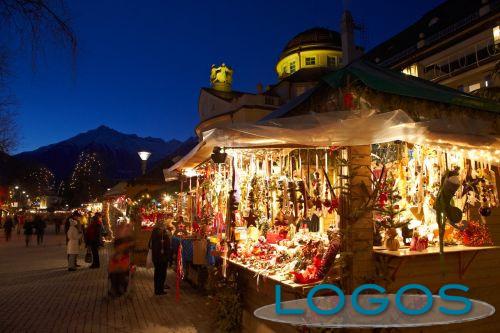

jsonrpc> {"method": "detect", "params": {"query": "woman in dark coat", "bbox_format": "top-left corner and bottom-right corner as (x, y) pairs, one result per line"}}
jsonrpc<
(85, 213), (103, 268)
(23, 216), (34, 247)
(3, 216), (13, 241)
(148, 221), (171, 295)
(34, 215), (46, 245)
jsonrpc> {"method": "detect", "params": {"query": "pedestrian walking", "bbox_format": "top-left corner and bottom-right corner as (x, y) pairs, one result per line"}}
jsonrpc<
(34, 215), (46, 245)
(23, 215), (33, 247)
(67, 218), (81, 271)
(85, 212), (104, 268)
(148, 221), (171, 296)
(54, 218), (62, 234)
(3, 215), (13, 242)
(14, 214), (21, 234)
(108, 223), (135, 297)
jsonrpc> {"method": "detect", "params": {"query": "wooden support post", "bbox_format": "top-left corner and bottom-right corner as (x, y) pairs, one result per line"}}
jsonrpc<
(343, 145), (374, 292)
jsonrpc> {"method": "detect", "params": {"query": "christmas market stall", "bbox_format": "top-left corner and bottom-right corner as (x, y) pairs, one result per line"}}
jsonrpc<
(169, 60), (500, 332)
(170, 144), (345, 292)
(102, 177), (180, 266)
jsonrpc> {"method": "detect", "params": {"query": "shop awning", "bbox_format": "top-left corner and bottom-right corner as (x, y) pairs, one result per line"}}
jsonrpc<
(167, 108), (500, 173)
(166, 127), (292, 172)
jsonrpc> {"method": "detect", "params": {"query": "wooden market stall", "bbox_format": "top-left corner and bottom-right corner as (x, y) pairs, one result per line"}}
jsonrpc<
(168, 60), (500, 332)
(102, 175), (180, 266)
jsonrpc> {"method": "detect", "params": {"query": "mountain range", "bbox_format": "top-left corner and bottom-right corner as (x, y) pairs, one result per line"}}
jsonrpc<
(9, 125), (196, 183)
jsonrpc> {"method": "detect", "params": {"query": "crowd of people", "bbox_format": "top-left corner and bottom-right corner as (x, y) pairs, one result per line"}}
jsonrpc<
(1, 213), (47, 246)
(1, 210), (175, 299)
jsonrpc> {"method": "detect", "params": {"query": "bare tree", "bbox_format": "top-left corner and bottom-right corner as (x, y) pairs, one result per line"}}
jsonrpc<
(0, 0), (77, 65)
(0, 0), (76, 152)
(0, 98), (17, 153)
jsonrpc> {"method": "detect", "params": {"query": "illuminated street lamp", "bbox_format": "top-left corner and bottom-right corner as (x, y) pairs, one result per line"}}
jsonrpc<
(138, 151), (151, 175)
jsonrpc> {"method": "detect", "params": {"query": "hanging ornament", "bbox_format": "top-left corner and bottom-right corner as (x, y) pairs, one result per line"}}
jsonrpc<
(479, 206), (492, 217)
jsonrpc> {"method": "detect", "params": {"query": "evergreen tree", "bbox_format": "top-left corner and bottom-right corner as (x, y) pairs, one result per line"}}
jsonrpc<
(68, 151), (105, 206)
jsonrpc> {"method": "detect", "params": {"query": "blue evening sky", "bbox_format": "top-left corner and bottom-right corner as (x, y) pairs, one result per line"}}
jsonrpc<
(9, 0), (442, 153)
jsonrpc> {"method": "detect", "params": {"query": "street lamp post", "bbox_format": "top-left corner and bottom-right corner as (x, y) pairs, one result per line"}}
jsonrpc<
(138, 151), (151, 175)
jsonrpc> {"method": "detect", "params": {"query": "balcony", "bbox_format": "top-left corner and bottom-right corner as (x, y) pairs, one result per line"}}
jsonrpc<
(422, 38), (499, 82)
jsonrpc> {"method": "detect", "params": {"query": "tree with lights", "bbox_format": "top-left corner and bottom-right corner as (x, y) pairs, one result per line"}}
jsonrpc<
(22, 166), (55, 197)
(68, 151), (105, 206)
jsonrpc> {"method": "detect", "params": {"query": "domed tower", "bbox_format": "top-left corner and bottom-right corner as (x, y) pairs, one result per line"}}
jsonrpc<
(276, 27), (343, 80)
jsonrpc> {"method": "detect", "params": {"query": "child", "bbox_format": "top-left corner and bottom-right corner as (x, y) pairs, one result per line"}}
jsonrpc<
(108, 224), (134, 297)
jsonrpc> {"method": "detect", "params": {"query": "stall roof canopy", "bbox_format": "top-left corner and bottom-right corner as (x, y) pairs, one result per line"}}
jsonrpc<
(262, 60), (500, 122)
(322, 60), (500, 113)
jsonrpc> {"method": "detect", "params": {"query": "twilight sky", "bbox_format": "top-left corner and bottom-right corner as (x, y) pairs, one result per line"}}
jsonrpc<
(10, 0), (442, 153)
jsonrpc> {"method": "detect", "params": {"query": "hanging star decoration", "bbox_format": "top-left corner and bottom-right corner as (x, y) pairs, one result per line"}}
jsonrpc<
(244, 211), (258, 228)
(462, 175), (481, 196)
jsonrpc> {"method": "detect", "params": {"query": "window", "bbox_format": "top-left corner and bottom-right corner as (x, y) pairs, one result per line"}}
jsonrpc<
(402, 63), (419, 77)
(289, 61), (296, 73)
(282, 64), (288, 74)
(338, 57), (343, 65)
(493, 26), (500, 45)
(305, 57), (316, 66)
(327, 56), (336, 68)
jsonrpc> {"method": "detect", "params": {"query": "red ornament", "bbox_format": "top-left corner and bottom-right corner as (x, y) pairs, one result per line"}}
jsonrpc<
(378, 192), (388, 208)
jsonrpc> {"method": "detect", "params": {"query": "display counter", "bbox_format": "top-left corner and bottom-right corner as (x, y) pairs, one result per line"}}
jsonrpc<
(227, 258), (340, 333)
(373, 245), (500, 280)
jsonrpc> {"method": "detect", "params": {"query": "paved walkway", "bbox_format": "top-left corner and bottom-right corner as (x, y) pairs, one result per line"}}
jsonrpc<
(0, 229), (213, 333)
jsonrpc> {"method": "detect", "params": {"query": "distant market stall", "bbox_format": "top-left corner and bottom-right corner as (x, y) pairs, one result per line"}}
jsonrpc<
(102, 176), (180, 266)
(168, 60), (500, 332)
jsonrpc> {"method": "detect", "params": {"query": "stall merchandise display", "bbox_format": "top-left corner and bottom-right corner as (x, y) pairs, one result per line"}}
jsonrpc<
(372, 142), (498, 252)
(230, 230), (331, 282)
(179, 148), (343, 284)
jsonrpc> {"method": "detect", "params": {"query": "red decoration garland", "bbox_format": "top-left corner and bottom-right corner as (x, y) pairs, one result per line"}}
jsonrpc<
(176, 243), (184, 302)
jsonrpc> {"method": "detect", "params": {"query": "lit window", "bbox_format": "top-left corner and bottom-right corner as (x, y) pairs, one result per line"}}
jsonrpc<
(327, 56), (336, 67)
(305, 57), (316, 66)
(468, 82), (481, 92)
(282, 64), (288, 74)
(493, 26), (500, 45)
(402, 64), (419, 77)
(290, 61), (296, 73)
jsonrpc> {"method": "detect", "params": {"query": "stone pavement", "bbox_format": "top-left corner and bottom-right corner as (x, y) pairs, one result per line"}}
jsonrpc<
(0, 229), (213, 333)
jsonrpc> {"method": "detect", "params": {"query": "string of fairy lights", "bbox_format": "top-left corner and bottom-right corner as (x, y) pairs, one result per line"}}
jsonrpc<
(69, 151), (104, 201)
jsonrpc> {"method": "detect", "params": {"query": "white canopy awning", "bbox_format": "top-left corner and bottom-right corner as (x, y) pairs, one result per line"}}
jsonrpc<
(167, 109), (500, 172)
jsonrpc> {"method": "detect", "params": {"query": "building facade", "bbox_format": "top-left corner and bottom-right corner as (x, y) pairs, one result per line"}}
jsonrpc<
(365, 0), (500, 95)
(196, 27), (360, 137)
